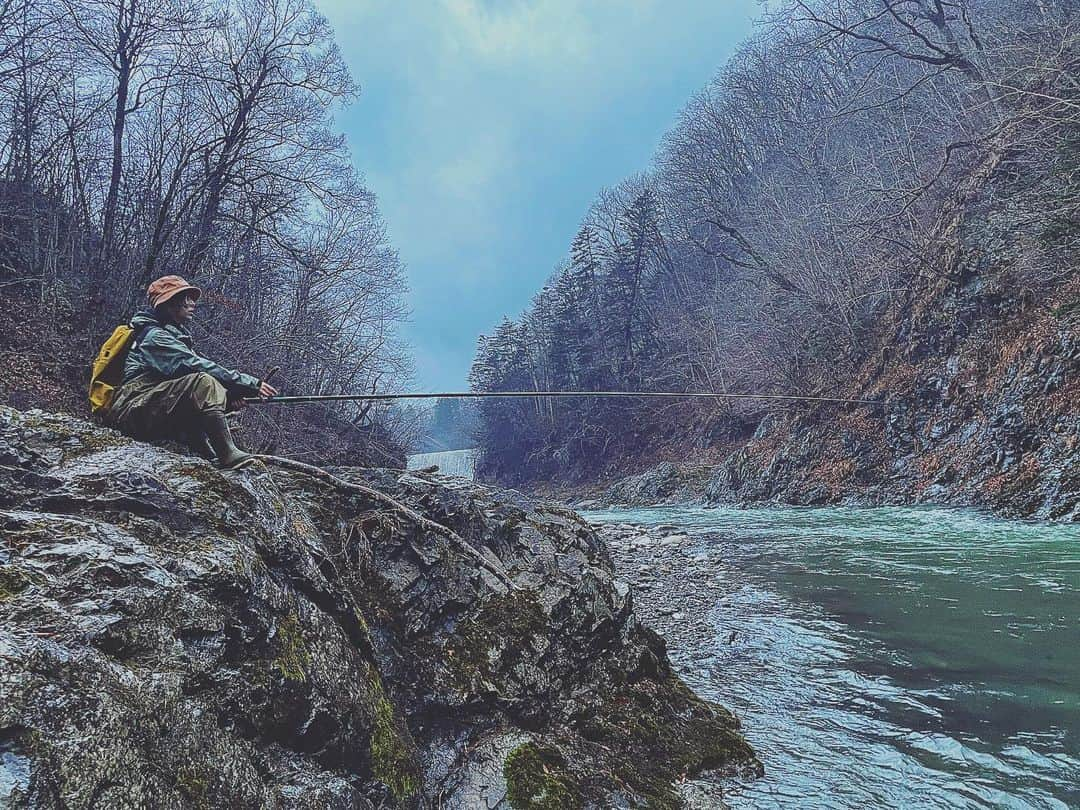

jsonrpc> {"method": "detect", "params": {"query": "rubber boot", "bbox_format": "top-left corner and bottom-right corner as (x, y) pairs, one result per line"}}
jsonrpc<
(202, 409), (256, 470)
(185, 430), (217, 462)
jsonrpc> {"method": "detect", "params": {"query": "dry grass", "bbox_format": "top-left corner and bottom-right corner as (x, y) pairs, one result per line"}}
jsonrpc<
(915, 451), (944, 479)
(981, 472), (1008, 497)
(0, 294), (88, 415)
(808, 456), (858, 496)
(1016, 452), (1042, 484)
(744, 431), (784, 466)
(837, 409), (881, 440)
(1038, 377), (1080, 420)
(872, 361), (919, 398)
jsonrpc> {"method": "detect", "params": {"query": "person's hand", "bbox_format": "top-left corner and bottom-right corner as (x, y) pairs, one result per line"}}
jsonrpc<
(258, 380), (278, 399)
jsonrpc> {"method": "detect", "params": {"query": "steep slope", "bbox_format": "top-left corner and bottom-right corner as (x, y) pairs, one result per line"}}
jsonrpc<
(467, 3), (1077, 523)
(0, 406), (757, 808)
(703, 158), (1079, 521)
(590, 157), (1078, 521)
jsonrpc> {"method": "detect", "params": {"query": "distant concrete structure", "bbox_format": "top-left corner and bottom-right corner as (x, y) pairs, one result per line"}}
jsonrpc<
(406, 448), (478, 480)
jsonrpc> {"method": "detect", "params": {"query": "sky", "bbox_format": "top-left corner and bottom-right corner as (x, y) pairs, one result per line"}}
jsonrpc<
(316, 0), (763, 391)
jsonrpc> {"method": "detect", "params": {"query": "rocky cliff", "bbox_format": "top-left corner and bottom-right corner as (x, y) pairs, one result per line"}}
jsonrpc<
(582, 162), (1079, 523)
(0, 405), (759, 808)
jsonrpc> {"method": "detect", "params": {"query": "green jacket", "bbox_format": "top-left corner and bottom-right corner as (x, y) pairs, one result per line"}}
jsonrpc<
(122, 310), (261, 393)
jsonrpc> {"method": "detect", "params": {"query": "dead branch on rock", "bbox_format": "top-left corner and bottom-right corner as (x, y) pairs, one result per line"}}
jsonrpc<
(255, 454), (516, 590)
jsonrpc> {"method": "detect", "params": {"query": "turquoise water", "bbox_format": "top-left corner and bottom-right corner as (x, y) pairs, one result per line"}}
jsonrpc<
(585, 506), (1080, 809)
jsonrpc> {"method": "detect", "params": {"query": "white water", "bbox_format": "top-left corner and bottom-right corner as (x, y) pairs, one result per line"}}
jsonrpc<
(406, 448), (478, 479)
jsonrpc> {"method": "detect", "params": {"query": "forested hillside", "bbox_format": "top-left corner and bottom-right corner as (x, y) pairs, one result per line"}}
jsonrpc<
(0, 0), (409, 463)
(470, 0), (1078, 512)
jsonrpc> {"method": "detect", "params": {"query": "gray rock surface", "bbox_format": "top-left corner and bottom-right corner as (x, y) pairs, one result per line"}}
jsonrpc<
(0, 406), (758, 808)
(602, 463), (713, 508)
(595, 523), (746, 810)
(585, 282), (1078, 521)
(700, 295), (1079, 521)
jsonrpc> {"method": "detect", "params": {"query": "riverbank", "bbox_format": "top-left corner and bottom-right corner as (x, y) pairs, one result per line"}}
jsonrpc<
(593, 519), (754, 809)
(590, 505), (1080, 808)
(538, 361), (1078, 523)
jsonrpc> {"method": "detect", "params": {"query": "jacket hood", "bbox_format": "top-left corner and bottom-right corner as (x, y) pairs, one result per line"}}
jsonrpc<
(130, 309), (161, 330)
(130, 309), (188, 335)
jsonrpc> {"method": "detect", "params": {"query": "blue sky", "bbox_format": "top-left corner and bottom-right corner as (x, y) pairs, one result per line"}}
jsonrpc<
(316, 0), (763, 391)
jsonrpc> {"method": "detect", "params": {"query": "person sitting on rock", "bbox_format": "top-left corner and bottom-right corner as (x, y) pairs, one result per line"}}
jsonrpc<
(110, 275), (277, 470)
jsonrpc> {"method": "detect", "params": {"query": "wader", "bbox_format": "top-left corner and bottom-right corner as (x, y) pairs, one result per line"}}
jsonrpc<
(111, 371), (255, 469)
(110, 371), (227, 440)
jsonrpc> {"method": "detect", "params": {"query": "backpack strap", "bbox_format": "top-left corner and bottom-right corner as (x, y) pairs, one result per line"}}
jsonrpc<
(131, 320), (160, 348)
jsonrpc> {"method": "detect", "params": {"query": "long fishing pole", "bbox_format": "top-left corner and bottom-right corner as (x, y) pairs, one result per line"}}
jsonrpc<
(246, 390), (882, 406)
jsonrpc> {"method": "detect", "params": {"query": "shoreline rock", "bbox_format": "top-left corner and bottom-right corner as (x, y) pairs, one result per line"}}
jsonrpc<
(553, 380), (1077, 522)
(592, 522), (749, 810)
(0, 406), (759, 808)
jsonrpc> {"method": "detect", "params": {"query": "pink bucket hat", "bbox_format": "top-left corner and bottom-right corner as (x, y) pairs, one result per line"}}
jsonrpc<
(147, 275), (201, 308)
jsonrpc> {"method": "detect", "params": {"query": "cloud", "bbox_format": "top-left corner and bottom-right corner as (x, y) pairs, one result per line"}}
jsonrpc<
(368, 126), (513, 272)
(439, 0), (595, 64)
(325, 0), (599, 72)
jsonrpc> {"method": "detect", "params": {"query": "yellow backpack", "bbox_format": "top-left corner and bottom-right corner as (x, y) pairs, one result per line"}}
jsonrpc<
(89, 325), (141, 414)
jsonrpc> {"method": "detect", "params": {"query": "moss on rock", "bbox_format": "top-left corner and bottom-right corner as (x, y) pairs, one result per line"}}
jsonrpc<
(272, 612), (311, 682)
(445, 589), (546, 689)
(571, 678), (758, 809)
(175, 766), (210, 808)
(363, 664), (421, 801)
(503, 743), (582, 810)
(0, 566), (41, 601)
(59, 430), (128, 462)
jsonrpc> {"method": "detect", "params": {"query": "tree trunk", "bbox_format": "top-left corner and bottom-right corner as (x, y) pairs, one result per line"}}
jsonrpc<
(101, 3), (134, 264)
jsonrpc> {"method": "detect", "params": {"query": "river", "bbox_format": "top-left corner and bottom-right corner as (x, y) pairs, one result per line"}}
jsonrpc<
(584, 505), (1080, 809)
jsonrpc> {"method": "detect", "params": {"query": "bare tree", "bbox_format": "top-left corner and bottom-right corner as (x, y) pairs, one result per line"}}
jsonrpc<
(58, 0), (197, 261)
(181, 0), (354, 273)
(471, 0), (1080, 483)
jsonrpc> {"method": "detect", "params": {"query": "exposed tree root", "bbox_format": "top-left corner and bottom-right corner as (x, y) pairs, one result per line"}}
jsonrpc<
(255, 454), (516, 590)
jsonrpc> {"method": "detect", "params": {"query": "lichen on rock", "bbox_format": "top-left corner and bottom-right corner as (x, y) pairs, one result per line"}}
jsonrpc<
(273, 611), (312, 682)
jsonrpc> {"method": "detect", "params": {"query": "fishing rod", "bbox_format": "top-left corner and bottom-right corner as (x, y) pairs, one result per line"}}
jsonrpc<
(246, 390), (882, 406)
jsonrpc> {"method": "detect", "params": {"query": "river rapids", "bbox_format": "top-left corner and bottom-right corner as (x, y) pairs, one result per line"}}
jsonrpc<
(586, 505), (1080, 809)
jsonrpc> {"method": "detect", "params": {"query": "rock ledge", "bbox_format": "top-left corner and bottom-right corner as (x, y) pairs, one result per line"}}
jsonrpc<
(0, 406), (758, 808)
